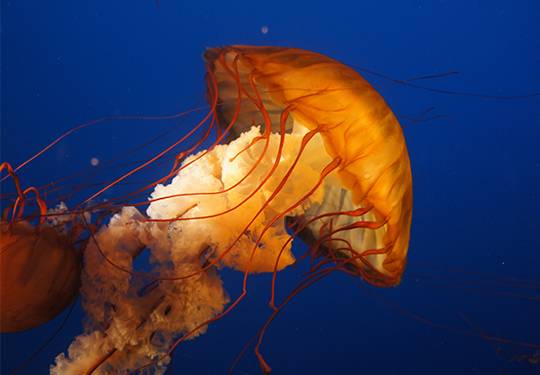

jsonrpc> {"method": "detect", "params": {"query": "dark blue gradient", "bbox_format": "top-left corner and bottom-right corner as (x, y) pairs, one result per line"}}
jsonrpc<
(1, 1), (539, 374)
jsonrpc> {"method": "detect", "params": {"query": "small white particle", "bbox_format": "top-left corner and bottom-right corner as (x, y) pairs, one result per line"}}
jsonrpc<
(261, 25), (269, 35)
(90, 157), (99, 166)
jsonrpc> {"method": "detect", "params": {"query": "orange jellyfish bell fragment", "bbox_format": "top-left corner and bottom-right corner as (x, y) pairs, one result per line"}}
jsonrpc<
(205, 46), (413, 286)
(0, 221), (81, 332)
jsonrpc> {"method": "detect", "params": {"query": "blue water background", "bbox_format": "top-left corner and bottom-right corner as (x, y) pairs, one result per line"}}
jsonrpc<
(1, 1), (539, 374)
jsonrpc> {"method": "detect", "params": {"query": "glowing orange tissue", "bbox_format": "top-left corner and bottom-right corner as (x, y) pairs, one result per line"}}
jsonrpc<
(206, 46), (412, 286)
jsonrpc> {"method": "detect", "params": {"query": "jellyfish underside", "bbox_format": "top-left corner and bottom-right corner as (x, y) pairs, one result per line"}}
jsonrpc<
(50, 46), (412, 374)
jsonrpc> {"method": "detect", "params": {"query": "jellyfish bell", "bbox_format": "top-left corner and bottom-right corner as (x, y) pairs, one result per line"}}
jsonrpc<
(0, 162), (83, 333)
(205, 45), (412, 286)
(0, 219), (81, 333)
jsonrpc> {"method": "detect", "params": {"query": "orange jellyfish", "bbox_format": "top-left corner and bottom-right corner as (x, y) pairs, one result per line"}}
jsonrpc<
(205, 46), (412, 287)
(2, 45), (411, 374)
(0, 162), (81, 333)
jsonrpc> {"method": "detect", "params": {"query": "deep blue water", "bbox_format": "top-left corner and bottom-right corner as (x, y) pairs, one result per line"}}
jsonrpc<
(1, 1), (539, 374)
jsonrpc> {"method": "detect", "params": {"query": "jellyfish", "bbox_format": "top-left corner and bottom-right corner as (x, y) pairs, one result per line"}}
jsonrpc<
(204, 46), (412, 286)
(0, 162), (81, 333)
(2, 45), (412, 374)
